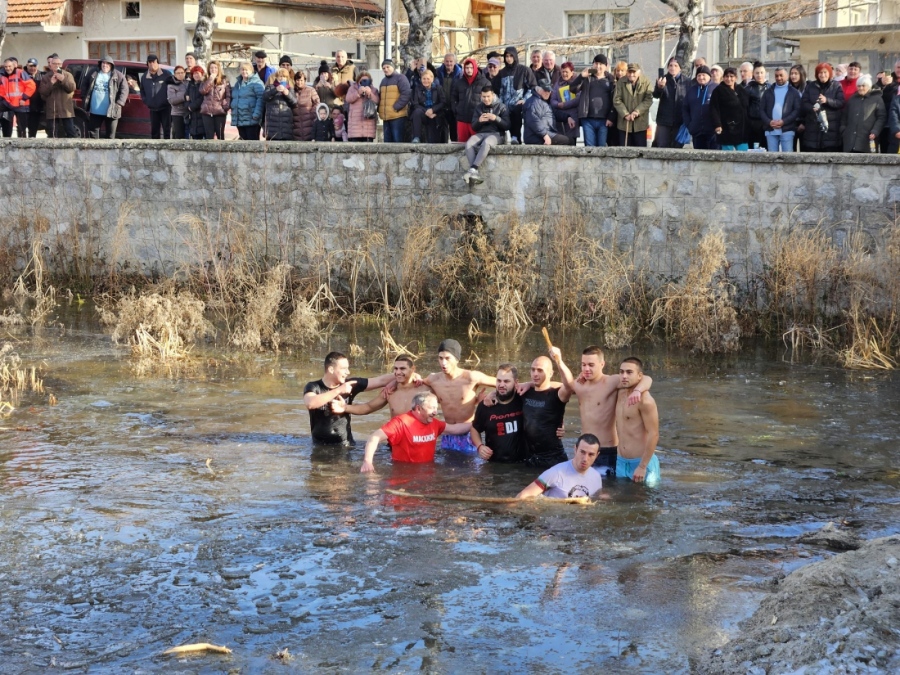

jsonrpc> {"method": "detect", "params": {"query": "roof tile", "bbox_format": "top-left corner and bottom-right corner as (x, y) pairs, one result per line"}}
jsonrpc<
(9, 0), (68, 25)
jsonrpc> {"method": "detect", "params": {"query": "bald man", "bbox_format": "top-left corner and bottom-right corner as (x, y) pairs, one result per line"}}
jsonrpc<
(521, 354), (571, 468)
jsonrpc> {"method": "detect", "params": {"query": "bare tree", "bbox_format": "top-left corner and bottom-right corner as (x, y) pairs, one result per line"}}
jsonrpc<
(399, 0), (436, 66)
(0, 0), (8, 55)
(193, 0), (216, 62)
(658, 0), (703, 71)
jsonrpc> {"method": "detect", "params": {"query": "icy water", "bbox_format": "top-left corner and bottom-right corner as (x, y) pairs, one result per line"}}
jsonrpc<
(1, 319), (898, 674)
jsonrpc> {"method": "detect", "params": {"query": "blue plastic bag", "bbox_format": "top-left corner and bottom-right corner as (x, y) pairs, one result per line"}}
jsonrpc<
(675, 124), (691, 145)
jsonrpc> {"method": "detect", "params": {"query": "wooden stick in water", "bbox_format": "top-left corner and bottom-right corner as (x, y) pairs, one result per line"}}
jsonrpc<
(164, 643), (233, 656)
(385, 488), (591, 505)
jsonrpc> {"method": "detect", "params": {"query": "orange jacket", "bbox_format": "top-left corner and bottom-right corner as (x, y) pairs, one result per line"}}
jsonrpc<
(0, 69), (37, 110)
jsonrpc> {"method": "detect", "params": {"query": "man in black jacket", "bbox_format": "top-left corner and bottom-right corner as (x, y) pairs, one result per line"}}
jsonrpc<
(464, 86), (510, 185)
(140, 54), (171, 139)
(569, 54), (615, 147)
(496, 47), (535, 144)
(653, 57), (687, 148)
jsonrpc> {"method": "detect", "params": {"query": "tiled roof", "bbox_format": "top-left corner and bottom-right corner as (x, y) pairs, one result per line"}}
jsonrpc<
(8, 0), (68, 25)
(243, 0), (383, 16)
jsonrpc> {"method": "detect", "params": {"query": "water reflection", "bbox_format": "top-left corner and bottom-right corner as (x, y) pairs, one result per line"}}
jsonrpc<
(0, 321), (898, 672)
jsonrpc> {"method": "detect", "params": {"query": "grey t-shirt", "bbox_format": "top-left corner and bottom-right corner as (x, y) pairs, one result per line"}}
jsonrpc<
(535, 460), (602, 499)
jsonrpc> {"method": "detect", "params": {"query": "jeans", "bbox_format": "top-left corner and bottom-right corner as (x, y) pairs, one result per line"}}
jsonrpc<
(465, 132), (500, 169)
(766, 131), (795, 152)
(581, 118), (608, 147)
(149, 108), (171, 139)
(382, 117), (406, 142)
(86, 113), (119, 139)
(237, 124), (261, 140)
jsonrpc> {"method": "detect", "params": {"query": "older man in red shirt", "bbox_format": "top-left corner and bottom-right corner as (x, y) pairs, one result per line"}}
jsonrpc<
(360, 392), (471, 472)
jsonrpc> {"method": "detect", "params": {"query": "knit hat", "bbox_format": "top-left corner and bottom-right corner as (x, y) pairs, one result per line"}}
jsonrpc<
(279, 55), (292, 66)
(695, 65), (712, 76)
(437, 339), (462, 361)
(381, 58), (394, 67)
(814, 63), (833, 80)
(593, 54), (608, 66)
(318, 59), (329, 74)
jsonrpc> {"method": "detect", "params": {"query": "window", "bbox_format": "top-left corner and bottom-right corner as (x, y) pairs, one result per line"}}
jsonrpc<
(564, 11), (630, 65)
(123, 2), (140, 19)
(88, 40), (176, 64)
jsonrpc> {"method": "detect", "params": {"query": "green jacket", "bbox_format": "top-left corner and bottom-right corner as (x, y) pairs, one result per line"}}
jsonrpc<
(613, 75), (653, 133)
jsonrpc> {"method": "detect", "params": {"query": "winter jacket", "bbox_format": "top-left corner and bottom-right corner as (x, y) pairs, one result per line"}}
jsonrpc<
(682, 81), (717, 137)
(523, 95), (558, 144)
(888, 96), (900, 152)
(313, 104), (335, 142)
(167, 78), (189, 116)
(332, 61), (356, 89)
(230, 74), (264, 126)
(709, 84), (749, 146)
(471, 98), (510, 135)
(83, 66), (128, 119)
(0, 68), (37, 112)
(263, 84), (297, 140)
(410, 81), (445, 116)
(744, 80), (768, 122)
(549, 77), (580, 139)
(405, 64), (438, 97)
(345, 81), (379, 139)
(314, 80), (337, 109)
(570, 72), (616, 121)
(653, 73), (687, 128)
(140, 70), (171, 111)
(256, 65), (276, 87)
(436, 63), (462, 105)
(613, 75), (653, 133)
(534, 65), (561, 91)
(38, 69), (76, 120)
(185, 80), (205, 137)
(495, 47), (535, 109)
(377, 71), (411, 121)
(840, 77), (859, 104)
(199, 78), (231, 116)
(292, 85), (320, 141)
(760, 83), (803, 133)
(28, 70), (46, 116)
(841, 91), (886, 152)
(451, 60), (490, 126)
(800, 79), (844, 150)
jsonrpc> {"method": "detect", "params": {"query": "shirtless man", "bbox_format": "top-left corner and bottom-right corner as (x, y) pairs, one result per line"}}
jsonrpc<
(343, 355), (431, 419)
(302, 352), (395, 446)
(549, 345), (651, 475)
(424, 339), (496, 453)
(615, 357), (660, 485)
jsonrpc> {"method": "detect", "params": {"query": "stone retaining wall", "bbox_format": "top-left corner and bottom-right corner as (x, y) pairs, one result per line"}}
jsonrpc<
(1, 140), (897, 283)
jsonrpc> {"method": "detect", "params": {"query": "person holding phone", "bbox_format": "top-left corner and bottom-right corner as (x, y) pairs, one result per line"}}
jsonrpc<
(262, 68), (297, 141)
(653, 57), (687, 148)
(568, 54), (615, 147)
(38, 55), (77, 138)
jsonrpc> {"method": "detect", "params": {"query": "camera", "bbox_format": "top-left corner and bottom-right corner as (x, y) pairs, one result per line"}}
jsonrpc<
(56, 67), (63, 74)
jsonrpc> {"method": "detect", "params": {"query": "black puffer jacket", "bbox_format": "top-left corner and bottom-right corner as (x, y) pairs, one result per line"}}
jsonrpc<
(451, 59), (490, 127)
(263, 84), (297, 141)
(186, 79), (205, 138)
(653, 73), (687, 127)
(710, 84), (749, 146)
(800, 79), (844, 150)
(841, 91), (886, 152)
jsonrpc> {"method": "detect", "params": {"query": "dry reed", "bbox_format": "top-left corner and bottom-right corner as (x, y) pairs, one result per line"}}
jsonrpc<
(0, 342), (48, 409)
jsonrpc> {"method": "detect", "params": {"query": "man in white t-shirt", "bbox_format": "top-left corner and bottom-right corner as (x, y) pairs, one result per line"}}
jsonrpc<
(516, 433), (603, 499)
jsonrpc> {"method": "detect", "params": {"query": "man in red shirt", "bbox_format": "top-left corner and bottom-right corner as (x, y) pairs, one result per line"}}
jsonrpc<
(360, 393), (471, 472)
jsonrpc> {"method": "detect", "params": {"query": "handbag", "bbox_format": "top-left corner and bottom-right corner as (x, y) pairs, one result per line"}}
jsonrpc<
(675, 123), (691, 145)
(362, 97), (377, 120)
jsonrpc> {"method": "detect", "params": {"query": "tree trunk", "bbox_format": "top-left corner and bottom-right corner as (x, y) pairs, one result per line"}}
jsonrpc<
(659, 0), (704, 72)
(399, 0), (436, 66)
(193, 0), (216, 62)
(0, 0), (8, 55)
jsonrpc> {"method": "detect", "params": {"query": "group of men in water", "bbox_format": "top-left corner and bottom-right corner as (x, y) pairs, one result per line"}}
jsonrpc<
(303, 337), (660, 499)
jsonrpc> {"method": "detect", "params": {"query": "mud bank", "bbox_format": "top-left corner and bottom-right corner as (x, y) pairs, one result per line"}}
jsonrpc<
(696, 532), (900, 674)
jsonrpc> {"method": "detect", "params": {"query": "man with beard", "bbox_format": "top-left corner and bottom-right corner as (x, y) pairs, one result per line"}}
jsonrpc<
(471, 364), (526, 463)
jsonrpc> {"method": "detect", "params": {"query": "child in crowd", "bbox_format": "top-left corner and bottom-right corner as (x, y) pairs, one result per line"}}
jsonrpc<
(331, 107), (347, 141)
(313, 103), (335, 142)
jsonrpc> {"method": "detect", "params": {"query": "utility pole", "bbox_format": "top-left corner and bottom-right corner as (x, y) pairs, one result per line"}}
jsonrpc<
(384, 0), (393, 62)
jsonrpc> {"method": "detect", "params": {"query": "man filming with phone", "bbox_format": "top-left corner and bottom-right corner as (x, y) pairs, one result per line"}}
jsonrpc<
(653, 57), (687, 148)
(38, 56), (77, 138)
(568, 54), (615, 147)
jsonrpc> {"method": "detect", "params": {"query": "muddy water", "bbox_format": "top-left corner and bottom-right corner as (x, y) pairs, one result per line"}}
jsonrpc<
(1, 321), (898, 673)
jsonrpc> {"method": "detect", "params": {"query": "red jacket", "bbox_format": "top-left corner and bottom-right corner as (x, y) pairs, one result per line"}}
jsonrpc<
(0, 68), (37, 111)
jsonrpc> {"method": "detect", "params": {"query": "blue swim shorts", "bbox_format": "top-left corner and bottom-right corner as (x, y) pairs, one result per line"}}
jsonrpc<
(616, 455), (660, 486)
(441, 432), (478, 453)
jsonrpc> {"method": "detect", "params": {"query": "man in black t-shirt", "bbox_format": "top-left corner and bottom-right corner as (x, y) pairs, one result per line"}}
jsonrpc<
(302, 351), (396, 445)
(521, 355), (571, 468)
(471, 363), (526, 463)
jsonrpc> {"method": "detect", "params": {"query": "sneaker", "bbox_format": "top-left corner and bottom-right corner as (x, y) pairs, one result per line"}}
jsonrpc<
(412, 137), (420, 143)
(510, 136), (520, 145)
(469, 168), (484, 185)
(463, 168), (475, 184)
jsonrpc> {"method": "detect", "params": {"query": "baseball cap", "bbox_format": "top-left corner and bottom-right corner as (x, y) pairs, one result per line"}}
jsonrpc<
(254, 50), (267, 59)
(146, 54), (159, 63)
(488, 57), (501, 68)
(26, 58), (38, 66)
(626, 62), (641, 72)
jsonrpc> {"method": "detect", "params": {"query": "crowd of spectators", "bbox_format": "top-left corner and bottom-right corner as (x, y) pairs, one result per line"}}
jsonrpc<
(1, 47), (898, 159)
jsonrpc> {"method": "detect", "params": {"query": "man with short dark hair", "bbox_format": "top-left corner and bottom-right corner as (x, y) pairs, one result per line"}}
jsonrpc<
(303, 352), (396, 446)
(254, 51), (275, 85)
(516, 433), (603, 499)
(471, 364), (526, 463)
(342, 355), (430, 419)
(140, 54), (172, 138)
(615, 357), (660, 484)
(761, 66), (802, 152)
(360, 392), (472, 472)
(464, 85), (509, 184)
(570, 54), (615, 147)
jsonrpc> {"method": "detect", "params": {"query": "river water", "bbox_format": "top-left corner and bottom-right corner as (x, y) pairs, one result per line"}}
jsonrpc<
(1, 318), (898, 673)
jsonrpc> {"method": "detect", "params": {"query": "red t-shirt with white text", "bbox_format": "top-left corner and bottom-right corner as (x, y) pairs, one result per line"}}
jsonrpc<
(382, 412), (447, 463)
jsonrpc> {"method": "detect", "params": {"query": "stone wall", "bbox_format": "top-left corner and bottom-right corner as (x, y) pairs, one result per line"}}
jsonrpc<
(1, 140), (898, 285)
